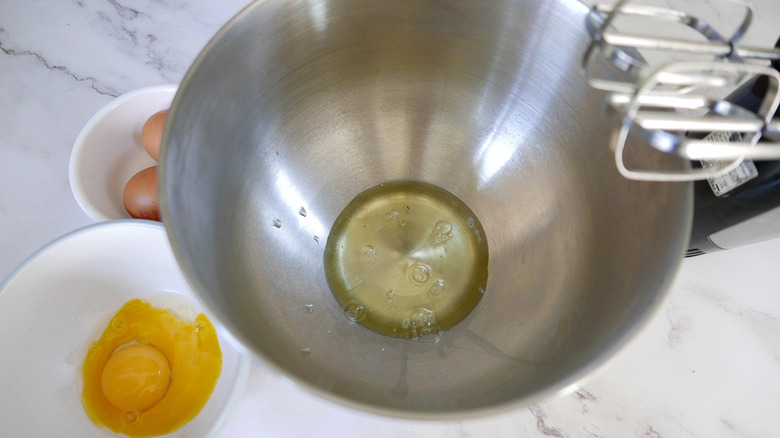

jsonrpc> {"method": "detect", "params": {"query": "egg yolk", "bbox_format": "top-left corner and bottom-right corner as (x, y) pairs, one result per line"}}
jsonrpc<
(82, 299), (222, 437)
(101, 345), (171, 412)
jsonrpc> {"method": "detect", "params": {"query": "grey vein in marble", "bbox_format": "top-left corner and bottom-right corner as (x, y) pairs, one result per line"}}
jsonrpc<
(642, 424), (664, 438)
(529, 405), (566, 437)
(688, 284), (780, 351)
(666, 305), (693, 348)
(0, 35), (119, 97)
(575, 389), (597, 414)
(86, 7), (184, 83)
(107, 0), (148, 20)
(582, 424), (607, 438)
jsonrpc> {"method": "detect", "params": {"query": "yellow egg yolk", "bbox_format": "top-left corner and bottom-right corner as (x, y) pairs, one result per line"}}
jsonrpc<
(100, 345), (171, 412)
(82, 299), (222, 437)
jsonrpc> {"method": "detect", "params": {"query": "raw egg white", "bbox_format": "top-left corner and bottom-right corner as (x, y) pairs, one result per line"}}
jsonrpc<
(81, 299), (222, 437)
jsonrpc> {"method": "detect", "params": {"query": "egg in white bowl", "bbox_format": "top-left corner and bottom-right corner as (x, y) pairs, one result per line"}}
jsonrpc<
(70, 85), (176, 222)
(0, 220), (250, 437)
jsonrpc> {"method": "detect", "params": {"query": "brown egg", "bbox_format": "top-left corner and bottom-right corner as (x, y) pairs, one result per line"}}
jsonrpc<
(141, 109), (168, 161)
(123, 166), (161, 221)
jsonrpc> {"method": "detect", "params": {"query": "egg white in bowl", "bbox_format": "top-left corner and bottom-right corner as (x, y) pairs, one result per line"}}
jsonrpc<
(0, 220), (250, 437)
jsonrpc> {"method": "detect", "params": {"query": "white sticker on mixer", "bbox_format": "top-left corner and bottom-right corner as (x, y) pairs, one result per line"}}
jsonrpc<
(700, 131), (758, 197)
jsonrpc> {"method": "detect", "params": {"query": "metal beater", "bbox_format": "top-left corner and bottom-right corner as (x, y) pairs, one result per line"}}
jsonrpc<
(584, 0), (780, 181)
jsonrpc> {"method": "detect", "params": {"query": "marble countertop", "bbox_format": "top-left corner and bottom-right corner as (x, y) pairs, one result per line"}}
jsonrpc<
(2, 0), (780, 436)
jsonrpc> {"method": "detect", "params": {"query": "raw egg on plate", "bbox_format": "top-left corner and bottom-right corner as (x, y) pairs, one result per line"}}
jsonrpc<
(81, 299), (222, 437)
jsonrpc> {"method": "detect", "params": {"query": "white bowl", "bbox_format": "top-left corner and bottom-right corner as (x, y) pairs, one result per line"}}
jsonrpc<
(70, 85), (177, 221)
(0, 220), (251, 437)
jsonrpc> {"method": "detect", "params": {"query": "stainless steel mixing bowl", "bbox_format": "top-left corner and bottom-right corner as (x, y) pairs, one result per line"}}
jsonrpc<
(161, 0), (692, 417)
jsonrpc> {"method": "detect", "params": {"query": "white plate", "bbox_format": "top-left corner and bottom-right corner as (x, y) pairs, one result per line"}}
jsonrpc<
(70, 85), (177, 221)
(0, 220), (251, 437)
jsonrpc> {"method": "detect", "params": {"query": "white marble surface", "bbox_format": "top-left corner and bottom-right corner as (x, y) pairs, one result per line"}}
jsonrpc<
(2, 0), (780, 437)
